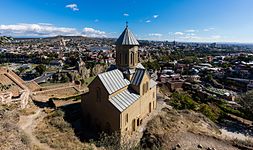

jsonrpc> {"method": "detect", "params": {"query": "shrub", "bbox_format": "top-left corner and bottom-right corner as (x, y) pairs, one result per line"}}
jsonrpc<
(50, 109), (64, 118)
(48, 110), (71, 132)
(20, 132), (31, 145)
(199, 104), (219, 122)
(168, 92), (222, 122)
(169, 92), (198, 110)
(93, 132), (141, 150)
(49, 117), (70, 132)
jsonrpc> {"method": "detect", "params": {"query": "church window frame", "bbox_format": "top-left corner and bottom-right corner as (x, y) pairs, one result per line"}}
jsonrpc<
(142, 83), (146, 95)
(130, 51), (134, 65)
(146, 81), (149, 92)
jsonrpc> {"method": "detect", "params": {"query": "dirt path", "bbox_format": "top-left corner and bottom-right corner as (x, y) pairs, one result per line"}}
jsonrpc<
(18, 109), (53, 150)
(179, 132), (238, 150)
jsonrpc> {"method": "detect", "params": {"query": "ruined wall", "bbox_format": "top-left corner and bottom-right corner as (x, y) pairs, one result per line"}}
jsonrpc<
(79, 64), (108, 79)
(91, 64), (108, 76)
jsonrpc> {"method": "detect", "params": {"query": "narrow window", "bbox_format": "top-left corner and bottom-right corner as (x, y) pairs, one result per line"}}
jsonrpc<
(142, 83), (145, 95)
(146, 82), (149, 92)
(149, 102), (152, 113)
(125, 113), (128, 125)
(125, 54), (128, 64)
(131, 52), (134, 65)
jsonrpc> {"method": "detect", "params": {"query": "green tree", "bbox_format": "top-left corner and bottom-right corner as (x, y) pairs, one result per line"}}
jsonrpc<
(143, 60), (160, 70)
(169, 92), (198, 110)
(35, 64), (46, 76)
(0, 36), (13, 45)
(199, 104), (218, 122)
(239, 90), (253, 115)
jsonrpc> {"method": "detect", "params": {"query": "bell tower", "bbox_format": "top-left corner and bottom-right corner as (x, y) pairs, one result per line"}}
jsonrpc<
(115, 23), (139, 70)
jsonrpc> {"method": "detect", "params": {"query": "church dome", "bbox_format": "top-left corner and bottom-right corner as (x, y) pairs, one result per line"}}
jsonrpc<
(116, 26), (139, 46)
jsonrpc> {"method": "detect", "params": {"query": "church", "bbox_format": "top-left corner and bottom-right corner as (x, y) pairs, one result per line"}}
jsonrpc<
(81, 24), (157, 134)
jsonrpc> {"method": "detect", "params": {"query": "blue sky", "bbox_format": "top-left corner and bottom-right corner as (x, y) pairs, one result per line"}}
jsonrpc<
(0, 0), (253, 43)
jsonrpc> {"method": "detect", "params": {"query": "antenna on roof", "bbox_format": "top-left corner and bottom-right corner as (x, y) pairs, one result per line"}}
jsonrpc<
(126, 21), (128, 28)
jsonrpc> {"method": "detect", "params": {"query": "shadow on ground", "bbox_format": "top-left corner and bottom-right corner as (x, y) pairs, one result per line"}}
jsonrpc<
(59, 102), (101, 142)
(33, 100), (55, 108)
(218, 116), (253, 136)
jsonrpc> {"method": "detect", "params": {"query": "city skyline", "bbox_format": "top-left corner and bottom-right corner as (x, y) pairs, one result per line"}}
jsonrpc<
(0, 0), (253, 43)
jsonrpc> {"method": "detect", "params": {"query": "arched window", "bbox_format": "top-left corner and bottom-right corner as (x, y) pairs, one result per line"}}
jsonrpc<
(146, 82), (149, 92)
(130, 52), (134, 65)
(142, 83), (145, 95)
(96, 87), (101, 102)
(125, 54), (128, 64)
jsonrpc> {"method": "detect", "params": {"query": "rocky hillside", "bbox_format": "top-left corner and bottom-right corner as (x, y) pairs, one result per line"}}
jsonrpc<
(141, 108), (239, 150)
(0, 104), (31, 150)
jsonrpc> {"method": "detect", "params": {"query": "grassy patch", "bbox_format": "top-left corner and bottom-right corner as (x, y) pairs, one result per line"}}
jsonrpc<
(0, 107), (30, 150)
(34, 109), (92, 150)
(199, 104), (221, 122)
(83, 76), (96, 86)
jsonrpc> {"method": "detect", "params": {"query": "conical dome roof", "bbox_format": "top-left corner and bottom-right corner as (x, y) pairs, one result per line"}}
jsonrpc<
(116, 26), (139, 46)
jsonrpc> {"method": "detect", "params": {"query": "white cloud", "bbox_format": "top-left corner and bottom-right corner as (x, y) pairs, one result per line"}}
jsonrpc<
(149, 33), (163, 37)
(123, 13), (129, 17)
(211, 35), (221, 39)
(185, 29), (196, 33)
(146, 20), (151, 23)
(37, 23), (53, 26)
(66, 4), (79, 11)
(204, 28), (215, 32)
(0, 23), (107, 38)
(174, 32), (184, 35)
(179, 35), (201, 40)
(153, 15), (159, 19)
(0, 23), (79, 37)
(82, 27), (106, 38)
(177, 34), (222, 42)
(187, 33), (196, 36)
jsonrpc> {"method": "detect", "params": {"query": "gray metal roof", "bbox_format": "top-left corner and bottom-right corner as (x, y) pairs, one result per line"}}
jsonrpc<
(121, 63), (146, 75)
(131, 68), (145, 85)
(98, 69), (130, 94)
(116, 27), (139, 46)
(109, 89), (140, 112)
(136, 63), (145, 69)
